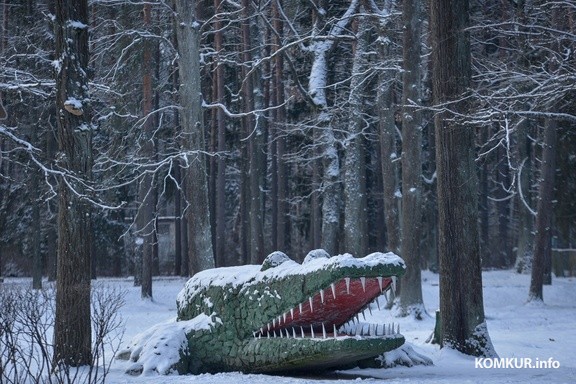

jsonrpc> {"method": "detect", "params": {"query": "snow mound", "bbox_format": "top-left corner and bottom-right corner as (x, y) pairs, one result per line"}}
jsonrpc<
(117, 314), (217, 376)
(303, 248), (331, 264)
(378, 344), (434, 368)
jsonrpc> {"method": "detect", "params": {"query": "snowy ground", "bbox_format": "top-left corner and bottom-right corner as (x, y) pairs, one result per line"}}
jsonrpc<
(4, 270), (575, 383)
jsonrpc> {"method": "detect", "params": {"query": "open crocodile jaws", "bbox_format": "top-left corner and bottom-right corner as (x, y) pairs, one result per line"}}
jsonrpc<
(175, 250), (406, 374)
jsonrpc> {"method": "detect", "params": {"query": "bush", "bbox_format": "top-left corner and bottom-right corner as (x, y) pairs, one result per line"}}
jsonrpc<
(0, 282), (125, 384)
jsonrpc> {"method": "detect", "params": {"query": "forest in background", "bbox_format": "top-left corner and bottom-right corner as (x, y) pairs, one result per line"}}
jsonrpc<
(0, 0), (575, 282)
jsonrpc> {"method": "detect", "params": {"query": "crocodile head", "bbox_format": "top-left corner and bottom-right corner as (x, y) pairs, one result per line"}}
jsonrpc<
(175, 250), (406, 374)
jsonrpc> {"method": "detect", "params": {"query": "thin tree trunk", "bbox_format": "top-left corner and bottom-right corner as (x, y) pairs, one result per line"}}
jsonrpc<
(139, 1), (154, 299)
(343, 15), (368, 257)
(431, 0), (496, 357)
(515, 119), (535, 273)
(241, 0), (265, 263)
(399, 0), (425, 318)
(180, 211), (189, 276)
(311, 160), (322, 249)
(53, 0), (93, 366)
(273, 0), (288, 254)
(214, 0), (227, 267)
(529, 119), (557, 301)
(377, 54), (400, 256)
(175, 0), (215, 272)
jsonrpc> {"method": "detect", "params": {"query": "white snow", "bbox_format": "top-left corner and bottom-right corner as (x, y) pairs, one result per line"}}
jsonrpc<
(120, 313), (217, 375)
(3, 270), (575, 383)
(64, 97), (83, 109)
(68, 20), (88, 30)
(177, 252), (405, 308)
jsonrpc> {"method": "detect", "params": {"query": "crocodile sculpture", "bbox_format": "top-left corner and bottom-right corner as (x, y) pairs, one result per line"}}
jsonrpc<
(119, 249), (407, 375)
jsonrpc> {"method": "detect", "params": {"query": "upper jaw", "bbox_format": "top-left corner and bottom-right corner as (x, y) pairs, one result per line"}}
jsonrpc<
(252, 274), (400, 340)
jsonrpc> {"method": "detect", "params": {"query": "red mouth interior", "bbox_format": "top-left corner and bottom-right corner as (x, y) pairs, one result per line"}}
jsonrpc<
(259, 277), (392, 336)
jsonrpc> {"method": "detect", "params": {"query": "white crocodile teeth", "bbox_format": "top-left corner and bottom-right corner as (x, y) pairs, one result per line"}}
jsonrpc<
(322, 323), (327, 339)
(300, 326), (305, 338)
(272, 318), (276, 327)
(333, 324), (337, 339)
(310, 325), (315, 338)
(320, 289), (325, 304)
(330, 283), (336, 299)
(377, 276), (383, 292)
(290, 308), (294, 320)
(309, 296), (314, 312)
(345, 277), (351, 294)
(360, 276), (366, 292)
(293, 328), (297, 338)
(283, 312), (287, 323)
(299, 302), (303, 314)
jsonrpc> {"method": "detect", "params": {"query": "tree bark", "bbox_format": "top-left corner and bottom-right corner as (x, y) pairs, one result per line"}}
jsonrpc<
(241, 0), (265, 263)
(529, 119), (557, 301)
(53, 0), (93, 366)
(515, 119), (535, 273)
(431, 0), (496, 356)
(376, 35), (400, 256)
(272, 0), (288, 254)
(213, 0), (227, 267)
(399, 0), (425, 318)
(343, 15), (368, 257)
(138, 1), (155, 299)
(174, 0), (215, 272)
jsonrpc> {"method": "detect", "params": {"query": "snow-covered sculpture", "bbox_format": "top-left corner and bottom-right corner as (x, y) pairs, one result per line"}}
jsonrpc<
(119, 250), (409, 375)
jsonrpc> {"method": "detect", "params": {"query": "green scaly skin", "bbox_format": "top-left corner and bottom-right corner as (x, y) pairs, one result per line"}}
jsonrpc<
(175, 250), (406, 374)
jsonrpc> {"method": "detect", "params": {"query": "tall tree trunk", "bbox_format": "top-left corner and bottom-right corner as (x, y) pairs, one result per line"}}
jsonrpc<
(529, 119), (557, 301)
(376, 36), (400, 256)
(272, 0), (288, 254)
(53, 0), (93, 366)
(431, 0), (496, 357)
(319, 125), (341, 256)
(138, 1), (155, 299)
(343, 15), (368, 257)
(515, 119), (535, 273)
(241, 0), (265, 263)
(213, 0), (227, 267)
(174, 160), (183, 275)
(31, 169), (42, 289)
(174, 0), (215, 272)
(399, 0), (425, 318)
(310, 0), (358, 255)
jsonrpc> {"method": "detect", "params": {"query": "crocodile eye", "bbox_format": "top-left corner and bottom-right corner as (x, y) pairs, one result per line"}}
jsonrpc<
(302, 249), (330, 264)
(260, 251), (292, 271)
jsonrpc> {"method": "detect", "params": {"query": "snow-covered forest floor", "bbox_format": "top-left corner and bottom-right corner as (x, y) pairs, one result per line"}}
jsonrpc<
(4, 269), (576, 383)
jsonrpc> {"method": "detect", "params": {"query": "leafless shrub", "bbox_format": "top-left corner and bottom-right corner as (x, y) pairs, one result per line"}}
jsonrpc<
(0, 282), (126, 384)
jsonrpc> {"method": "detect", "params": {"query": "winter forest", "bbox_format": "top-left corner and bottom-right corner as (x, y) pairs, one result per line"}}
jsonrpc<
(0, 0), (575, 382)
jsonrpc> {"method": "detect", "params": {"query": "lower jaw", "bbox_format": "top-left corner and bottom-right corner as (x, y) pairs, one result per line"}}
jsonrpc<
(240, 334), (405, 374)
